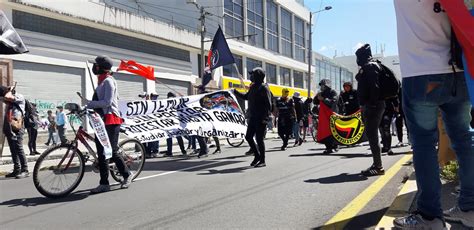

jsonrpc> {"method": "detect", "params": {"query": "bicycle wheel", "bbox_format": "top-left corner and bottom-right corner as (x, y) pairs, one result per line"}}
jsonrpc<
(33, 144), (85, 198)
(226, 138), (245, 147)
(110, 139), (146, 182)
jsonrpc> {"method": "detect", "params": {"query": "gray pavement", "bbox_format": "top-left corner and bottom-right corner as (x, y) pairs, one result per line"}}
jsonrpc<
(0, 135), (412, 230)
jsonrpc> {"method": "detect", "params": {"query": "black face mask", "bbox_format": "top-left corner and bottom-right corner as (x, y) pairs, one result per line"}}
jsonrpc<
(92, 64), (107, 75)
(249, 74), (255, 82)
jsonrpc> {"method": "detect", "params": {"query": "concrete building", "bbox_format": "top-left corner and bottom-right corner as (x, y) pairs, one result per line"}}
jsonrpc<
(313, 52), (354, 93)
(0, 0), (353, 128)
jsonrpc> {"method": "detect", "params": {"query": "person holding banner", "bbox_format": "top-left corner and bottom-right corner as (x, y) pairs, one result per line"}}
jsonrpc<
(315, 79), (339, 154)
(234, 67), (272, 167)
(86, 55), (132, 194)
(393, 1), (474, 228)
(165, 92), (187, 156)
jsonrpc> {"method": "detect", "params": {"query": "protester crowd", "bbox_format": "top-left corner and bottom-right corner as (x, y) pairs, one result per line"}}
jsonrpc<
(1, 0), (473, 228)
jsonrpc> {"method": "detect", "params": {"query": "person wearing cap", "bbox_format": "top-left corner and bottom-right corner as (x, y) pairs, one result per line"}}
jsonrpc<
(275, 88), (295, 150)
(355, 44), (386, 177)
(292, 91), (304, 146)
(1, 86), (29, 179)
(86, 55), (132, 194)
(315, 79), (339, 154)
(55, 105), (68, 145)
(337, 82), (360, 116)
(165, 91), (187, 157)
(234, 67), (272, 167)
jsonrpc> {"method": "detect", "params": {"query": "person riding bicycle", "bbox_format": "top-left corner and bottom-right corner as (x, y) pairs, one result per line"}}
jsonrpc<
(86, 55), (132, 194)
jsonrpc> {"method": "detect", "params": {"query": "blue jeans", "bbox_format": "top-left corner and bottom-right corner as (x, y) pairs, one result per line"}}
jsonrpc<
(293, 121), (301, 141)
(403, 72), (474, 218)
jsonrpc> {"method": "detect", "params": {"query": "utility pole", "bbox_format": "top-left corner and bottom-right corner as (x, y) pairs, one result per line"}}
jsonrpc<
(307, 13), (312, 98)
(308, 6), (332, 97)
(199, 6), (206, 77)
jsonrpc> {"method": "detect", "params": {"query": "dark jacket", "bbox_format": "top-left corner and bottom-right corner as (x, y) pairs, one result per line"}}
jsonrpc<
(234, 83), (272, 123)
(293, 97), (304, 121)
(355, 63), (383, 106)
(338, 89), (360, 115)
(314, 89), (338, 111)
(276, 97), (295, 120)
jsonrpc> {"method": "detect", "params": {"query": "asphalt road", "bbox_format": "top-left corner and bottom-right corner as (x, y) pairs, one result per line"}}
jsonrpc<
(0, 136), (412, 230)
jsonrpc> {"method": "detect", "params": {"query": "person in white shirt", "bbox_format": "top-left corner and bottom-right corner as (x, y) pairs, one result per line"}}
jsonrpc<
(393, 0), (474, 229)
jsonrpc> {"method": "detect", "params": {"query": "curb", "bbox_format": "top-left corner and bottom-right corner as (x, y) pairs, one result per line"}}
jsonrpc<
(375, 172), (417, 229)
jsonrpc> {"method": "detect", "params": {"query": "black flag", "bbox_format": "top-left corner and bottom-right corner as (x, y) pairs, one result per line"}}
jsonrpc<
(0, 10), (28, 55)
(207, 26), (235, 71)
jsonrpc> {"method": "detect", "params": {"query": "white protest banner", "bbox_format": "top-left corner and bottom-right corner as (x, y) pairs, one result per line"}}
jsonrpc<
(119, 90), (247, 143)
(88, 113), (113, 159)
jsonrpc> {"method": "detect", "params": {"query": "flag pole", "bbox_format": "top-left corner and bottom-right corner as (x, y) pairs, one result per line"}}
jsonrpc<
(85, 61), (97, 95)
(154, 78), (183, 97)
(233, 63), (247, 91)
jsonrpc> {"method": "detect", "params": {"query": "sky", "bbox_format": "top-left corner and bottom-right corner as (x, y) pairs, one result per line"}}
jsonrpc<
(305, 0), (398, 58)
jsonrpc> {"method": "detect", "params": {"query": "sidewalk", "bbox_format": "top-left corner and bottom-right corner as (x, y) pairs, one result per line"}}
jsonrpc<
(376, 169), (469, 229)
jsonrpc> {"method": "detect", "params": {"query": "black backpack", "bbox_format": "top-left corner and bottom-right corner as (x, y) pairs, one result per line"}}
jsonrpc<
(373, 60), (400, 100)
(23, 100), (36, 129)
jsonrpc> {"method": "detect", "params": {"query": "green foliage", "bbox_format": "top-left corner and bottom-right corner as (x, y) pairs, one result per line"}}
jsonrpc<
(440, 161), (459, 181)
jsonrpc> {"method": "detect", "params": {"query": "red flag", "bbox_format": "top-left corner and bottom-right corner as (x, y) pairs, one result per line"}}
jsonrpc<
(317, 103), (333, 142)
(439, 0), (474, 77)
(117, 60), (155, 81)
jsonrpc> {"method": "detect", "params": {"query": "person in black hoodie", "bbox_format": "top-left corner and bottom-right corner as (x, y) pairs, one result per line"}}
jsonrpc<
(314, 79), (339, 153)
(234, 67), (272, 167)
(355, 44), (386, 176)
(337, 82), (360, 115)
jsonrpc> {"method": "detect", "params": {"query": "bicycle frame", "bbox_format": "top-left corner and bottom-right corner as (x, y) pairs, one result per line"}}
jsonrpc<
(56, 112), (99, 172)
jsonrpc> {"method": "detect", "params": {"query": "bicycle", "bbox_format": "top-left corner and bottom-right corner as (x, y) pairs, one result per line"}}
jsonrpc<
(307, 115), (318, 142)
(33, 103), (146, 198)
(226, 137), (245, 147)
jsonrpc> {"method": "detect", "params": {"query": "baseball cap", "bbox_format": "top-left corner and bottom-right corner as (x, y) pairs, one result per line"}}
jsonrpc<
(293, 92), (301, 98)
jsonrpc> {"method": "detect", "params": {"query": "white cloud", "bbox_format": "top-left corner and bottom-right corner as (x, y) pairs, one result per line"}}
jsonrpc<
(319, 46), (328, 51)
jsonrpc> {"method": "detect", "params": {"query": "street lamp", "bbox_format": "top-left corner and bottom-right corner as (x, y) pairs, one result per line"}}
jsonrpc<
(308, 6), (332, 97)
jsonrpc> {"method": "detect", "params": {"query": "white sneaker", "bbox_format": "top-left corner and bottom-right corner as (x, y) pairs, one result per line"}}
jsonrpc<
(121, 172), (134, 189)
(444, 206), (474, 228)
(393, 214), (449, 230)
(395, 142), (405, 147)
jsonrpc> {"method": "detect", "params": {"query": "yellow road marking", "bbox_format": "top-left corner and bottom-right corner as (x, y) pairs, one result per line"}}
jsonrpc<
(321, 154), (413, 230)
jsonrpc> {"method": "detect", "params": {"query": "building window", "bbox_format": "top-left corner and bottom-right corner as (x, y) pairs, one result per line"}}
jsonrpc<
(280, 8), (292, 58)
(247, 0), (264, 48)
(294, 17), (305, 62)
(266, 63), (277, 84)
(224, 0), (244, 39)
(266, 0), (278, 52)
(294, 70), (304, 88)
(223, 55), (243, 78)
(247, 58), (262, 75)
(280, 67), (291, 86)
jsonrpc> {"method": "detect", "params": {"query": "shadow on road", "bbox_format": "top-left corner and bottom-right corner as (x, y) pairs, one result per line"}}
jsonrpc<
(0, 190), (89, 207)
(304, 173), (368, 184)
(198, 166), (251, 175)
(312, 207), (389, 230)
(289, 152), (371, 158)
(141, 159), (244, 173)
